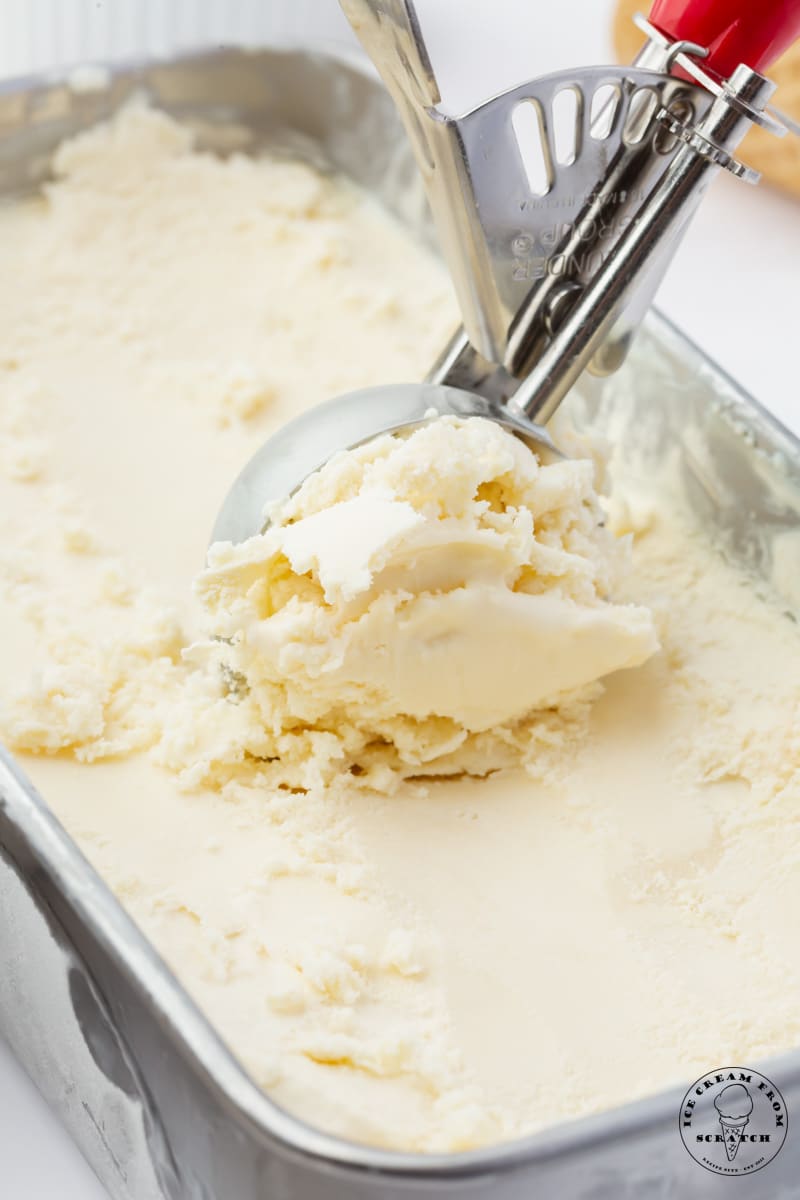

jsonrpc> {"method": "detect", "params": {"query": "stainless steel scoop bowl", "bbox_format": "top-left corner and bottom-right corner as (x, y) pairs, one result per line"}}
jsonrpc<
(213, 0), (783, 545)
(211, 383), (554, 545)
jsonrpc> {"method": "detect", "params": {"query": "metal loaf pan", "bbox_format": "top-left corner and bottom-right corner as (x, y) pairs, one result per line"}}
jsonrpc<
(1, 45), (800, 1200)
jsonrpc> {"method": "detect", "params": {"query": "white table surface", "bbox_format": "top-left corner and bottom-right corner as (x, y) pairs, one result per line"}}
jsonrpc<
(1, 2), (798, 1197)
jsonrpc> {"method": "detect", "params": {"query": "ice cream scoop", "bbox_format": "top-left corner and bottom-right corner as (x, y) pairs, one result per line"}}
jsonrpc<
(214, 0), (798, 545)
(212, 385), (554, 545)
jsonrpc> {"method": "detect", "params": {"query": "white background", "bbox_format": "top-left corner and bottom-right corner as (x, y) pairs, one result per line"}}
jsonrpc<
(1, 1), (798, 1197)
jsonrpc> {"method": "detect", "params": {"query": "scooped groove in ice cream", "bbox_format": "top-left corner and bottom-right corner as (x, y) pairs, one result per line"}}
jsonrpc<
(188, 416), (658, 777)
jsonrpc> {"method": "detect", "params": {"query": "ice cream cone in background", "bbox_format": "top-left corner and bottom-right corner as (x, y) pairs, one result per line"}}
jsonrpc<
(612, 0), (800, 199)
(714, 1084), (754, 1162)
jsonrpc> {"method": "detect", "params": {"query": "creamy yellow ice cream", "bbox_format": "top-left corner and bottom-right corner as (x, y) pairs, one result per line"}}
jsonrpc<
(1, 104), (799, 1154)
(180, 415), (656, 786)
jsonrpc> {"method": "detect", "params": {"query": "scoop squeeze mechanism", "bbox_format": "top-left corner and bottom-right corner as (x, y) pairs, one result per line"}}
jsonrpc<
(341, 0), (797, 426)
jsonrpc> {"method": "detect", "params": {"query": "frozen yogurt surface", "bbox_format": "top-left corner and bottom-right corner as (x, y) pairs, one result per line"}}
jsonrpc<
(1, 104), (799, 1153)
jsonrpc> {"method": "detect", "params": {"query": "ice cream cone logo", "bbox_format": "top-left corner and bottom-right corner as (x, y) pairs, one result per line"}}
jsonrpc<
(679, 1067), (789, 1176)
(714, 1084), (754, 1162)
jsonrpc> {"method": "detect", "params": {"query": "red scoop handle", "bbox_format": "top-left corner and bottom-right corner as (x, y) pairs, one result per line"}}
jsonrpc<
(650, 0), (800, 76)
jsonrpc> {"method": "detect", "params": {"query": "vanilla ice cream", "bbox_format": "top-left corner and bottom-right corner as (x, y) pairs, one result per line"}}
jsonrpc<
(1, 104), (799, 1154)
(178, 415), (656, 786)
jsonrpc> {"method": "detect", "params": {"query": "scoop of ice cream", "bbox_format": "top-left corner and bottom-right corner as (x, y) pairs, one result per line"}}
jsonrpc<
(185, 417), (657, 778)
(715, 1084), (754, 1120)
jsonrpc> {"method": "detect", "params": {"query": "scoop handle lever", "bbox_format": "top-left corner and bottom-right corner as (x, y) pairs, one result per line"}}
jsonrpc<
(650, 0), (800, 77)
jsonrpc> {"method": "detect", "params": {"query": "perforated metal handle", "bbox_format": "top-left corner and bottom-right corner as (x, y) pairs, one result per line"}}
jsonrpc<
(651, 0), (800, 76)
(342, 0), (789, 427)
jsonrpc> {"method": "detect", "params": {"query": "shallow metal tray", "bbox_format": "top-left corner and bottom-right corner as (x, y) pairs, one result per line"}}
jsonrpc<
(1, 45), (799, 1200)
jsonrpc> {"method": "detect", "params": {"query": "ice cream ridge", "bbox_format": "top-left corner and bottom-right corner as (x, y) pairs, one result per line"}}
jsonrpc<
(183, 416), (658, 786)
